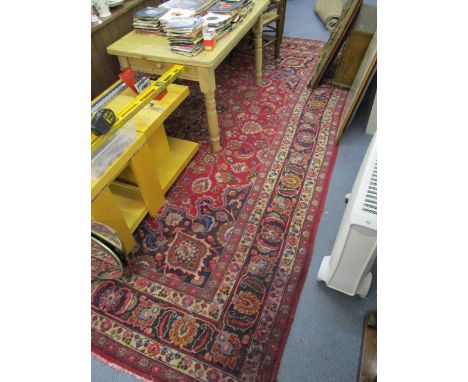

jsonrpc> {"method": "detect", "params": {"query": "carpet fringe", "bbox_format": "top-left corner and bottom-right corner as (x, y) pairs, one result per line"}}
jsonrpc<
(92, 352), (152, 382)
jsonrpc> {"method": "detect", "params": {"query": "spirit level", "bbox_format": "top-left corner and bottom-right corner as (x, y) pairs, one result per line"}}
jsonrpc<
(91, 65), (184, 154)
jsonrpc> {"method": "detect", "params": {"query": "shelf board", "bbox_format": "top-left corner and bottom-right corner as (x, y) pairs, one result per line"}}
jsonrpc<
(159, 137), (199, 193)
(109, 181), (147, 232)
(104, 84), (190, 137)
(116, 136), (199, 194)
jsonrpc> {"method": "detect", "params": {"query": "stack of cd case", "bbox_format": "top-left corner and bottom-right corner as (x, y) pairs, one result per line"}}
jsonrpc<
(160, 0), (217, 16)
(202, 12), (232, 39)
(159, 8), (197, 35)
(133, 7), (169, 34)
(208, 0), (254, 31)
(165, 16), (205, 56)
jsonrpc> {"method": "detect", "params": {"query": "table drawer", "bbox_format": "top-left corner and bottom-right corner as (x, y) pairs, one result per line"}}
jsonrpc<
(124, 57), (200, 81)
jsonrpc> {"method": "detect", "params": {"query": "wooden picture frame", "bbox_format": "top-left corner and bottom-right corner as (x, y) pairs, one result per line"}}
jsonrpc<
(308, 0), (363, 89)
(335, 32), (377, 144)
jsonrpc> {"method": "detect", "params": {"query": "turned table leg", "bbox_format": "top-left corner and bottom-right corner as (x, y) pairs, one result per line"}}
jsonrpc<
(198, 67), (221, 152)
(253, 14), (264, 86)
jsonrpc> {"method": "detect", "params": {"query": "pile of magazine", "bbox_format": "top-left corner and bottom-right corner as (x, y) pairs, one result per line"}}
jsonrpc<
(160, 0), (218, 16)
(202, 12), (232, 39)
(159, 8), (197, 35)
(209, 0), (254, 30)
(165, 16), (205, 56)
(132, 0), (256, 56)
(133, 7), (169, 34)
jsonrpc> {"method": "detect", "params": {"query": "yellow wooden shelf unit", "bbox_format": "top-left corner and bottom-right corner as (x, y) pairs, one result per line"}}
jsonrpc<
(112, 83), (200, 193)
(91, 133), (166, 254)
(109, 181), (148, 233)
(91, 81), (199, 253)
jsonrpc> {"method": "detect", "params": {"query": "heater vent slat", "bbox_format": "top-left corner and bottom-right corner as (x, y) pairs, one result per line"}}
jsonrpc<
(360, 160), (377, 215)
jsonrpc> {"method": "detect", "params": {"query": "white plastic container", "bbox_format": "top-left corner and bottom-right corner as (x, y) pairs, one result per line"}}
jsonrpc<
(91, 119), (136, 180)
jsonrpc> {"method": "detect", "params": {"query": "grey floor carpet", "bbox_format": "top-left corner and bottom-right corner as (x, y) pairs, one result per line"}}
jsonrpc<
(92, 1), (378, 381)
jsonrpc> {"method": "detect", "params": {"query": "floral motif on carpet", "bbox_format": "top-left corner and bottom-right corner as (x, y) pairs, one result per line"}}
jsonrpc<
(92, 37), (348, 382)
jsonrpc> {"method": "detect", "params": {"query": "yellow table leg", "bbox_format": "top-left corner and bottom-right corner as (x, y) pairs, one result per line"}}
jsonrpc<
(198, 67), (221, 152)
(92, 186), (136, 254)
(253, 14), (264, 86)
(130, 143), (166, 217)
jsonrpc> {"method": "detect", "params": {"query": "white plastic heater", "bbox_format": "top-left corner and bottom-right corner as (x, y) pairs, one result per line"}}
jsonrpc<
(317, 133), (377, 297)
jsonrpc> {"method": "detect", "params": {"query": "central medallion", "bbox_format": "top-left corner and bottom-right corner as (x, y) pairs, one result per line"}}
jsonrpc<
(166, 232), (209, 277)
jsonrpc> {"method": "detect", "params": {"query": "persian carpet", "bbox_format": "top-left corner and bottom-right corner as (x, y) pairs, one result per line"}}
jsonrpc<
(92, 37), (348, 382)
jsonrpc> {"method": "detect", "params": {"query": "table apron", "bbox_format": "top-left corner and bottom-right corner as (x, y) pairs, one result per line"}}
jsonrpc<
(119, 56), (202, 82)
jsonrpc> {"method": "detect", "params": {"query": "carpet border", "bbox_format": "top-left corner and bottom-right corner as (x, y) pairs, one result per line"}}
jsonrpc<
(92, 346), (160, 382)
(269, 139), (340, 381)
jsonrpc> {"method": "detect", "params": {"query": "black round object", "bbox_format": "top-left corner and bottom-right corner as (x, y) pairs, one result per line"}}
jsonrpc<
(91, 108), (116, 136)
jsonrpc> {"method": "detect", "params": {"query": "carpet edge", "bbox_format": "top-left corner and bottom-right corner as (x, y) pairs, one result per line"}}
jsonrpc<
(269, 124), (341, 381)
(92, 346), (156, 382)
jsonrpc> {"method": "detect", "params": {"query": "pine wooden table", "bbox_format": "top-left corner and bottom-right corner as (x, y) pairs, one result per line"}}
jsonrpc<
(107, 0), (269, 152)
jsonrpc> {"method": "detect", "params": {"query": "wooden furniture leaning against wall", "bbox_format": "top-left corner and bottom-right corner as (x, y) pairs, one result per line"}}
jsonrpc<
(332, 4), (377, 88)
(335, 32), (376, 144)
(262, 0), (288, 58)
(356, 309), (377, 382)
(91, 0), (158, 99)
(308, 0), (363, 89)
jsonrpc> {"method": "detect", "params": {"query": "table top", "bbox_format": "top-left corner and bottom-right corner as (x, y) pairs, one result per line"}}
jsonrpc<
(107, 0), (269, 69)
(104, 83), (189, 135)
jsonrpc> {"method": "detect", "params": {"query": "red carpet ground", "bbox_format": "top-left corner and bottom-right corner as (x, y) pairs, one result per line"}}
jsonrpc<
(92, 37), (348, 382)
